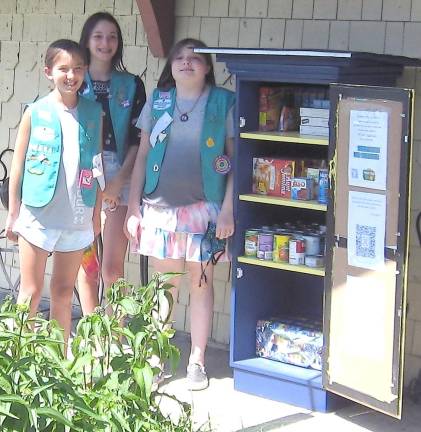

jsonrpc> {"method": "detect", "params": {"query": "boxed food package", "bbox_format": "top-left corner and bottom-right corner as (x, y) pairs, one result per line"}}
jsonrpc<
(252, 158), (272, 195)
(256, 317), (323, 370)
(267, 159), (295, 198)
(258, 87), (285, 132)
(290, 177), (313, 201)
(252, 158), (296, 197)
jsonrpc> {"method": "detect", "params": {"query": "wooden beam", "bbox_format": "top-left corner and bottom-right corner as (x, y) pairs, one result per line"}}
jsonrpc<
(135, 0), (175, 58)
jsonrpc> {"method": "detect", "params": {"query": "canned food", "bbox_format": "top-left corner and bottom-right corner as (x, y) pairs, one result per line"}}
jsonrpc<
(289, 238), (305, 265)
(302, 234), (320, 256)
(244, 229), (259, 257)
(305, 255), (325, 268)
(273, 234), (290, 262)
(257, 232), (273, 260)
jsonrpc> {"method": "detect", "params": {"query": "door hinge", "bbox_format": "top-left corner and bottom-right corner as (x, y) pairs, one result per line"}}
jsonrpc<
(404, 135), (408, 143)
(239, 117), (246, 128)
(236, 267), (243, 278)
(401, 113), (406, 118)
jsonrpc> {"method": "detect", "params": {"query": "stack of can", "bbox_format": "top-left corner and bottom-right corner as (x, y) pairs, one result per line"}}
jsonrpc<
(244, 223), (325, 268)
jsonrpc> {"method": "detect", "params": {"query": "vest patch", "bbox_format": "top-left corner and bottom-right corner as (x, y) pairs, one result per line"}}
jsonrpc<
(153, 95), (172, 110)
(32, 126), (55, 142)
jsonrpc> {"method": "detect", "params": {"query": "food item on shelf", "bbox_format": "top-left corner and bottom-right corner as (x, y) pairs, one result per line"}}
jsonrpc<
(256, 317), (323, 370)
(318, 168), (329, 204)
(244, 229), (259, 257)
(252, 158), (272, 194)
(305, 255), (325, 268)
(268, 159), (295, 198)
(301, 234), (321, 256)
(273, 233), (290, 262)
(257, 231), (274, 260)
(278, 105), (299, 132)
(289, 238), (305, 265)
(290, 177), (313, 201)
(258, 86), (285, 131)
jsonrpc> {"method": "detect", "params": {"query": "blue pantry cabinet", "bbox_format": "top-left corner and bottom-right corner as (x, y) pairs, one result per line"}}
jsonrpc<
(196, 48), (421, 418)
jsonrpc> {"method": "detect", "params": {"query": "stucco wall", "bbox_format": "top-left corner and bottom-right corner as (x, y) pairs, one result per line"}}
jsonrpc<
(1, 0), (421, 386)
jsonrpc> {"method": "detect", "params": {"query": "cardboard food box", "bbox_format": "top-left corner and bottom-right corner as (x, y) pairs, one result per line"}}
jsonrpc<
(267, 159), (296, 198)
(256, 317), (323, 370)
(252, 158), (272, 195)
(290, 177), (313, 201)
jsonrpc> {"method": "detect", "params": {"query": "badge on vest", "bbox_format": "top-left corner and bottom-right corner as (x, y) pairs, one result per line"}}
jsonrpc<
(213, 155), (231, 175)
(120, 99), (131, 108)
(33, 126), (55, 142)
(153, 91), (172, 110)
(79, 169), (94, 189)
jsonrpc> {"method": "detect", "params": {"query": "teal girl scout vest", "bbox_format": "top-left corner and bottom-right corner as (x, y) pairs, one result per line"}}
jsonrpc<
(21, 96), (102, 208)
(82, 70), (136, 164)
(144, 86), (235, 204)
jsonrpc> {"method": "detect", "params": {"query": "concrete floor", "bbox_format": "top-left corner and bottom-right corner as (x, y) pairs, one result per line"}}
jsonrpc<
(166, 332), (421, 432)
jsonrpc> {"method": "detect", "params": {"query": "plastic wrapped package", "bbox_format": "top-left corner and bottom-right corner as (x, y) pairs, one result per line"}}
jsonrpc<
(256, 317), (323, 370)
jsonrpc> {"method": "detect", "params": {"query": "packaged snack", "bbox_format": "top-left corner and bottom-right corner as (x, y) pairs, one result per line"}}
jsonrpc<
(256, 317), (323, 370)
(258, 87), (285, 131)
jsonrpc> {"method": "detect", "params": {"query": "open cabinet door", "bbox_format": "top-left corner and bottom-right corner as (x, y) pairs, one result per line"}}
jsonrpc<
(323, 84), (414, 418)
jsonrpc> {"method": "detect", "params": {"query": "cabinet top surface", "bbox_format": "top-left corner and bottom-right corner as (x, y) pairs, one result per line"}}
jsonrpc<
(195, 48), (421, 66)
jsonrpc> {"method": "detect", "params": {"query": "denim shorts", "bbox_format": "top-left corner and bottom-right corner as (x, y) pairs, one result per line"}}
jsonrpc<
(15, 224), (93, 253)
(103, 151), (130, 209)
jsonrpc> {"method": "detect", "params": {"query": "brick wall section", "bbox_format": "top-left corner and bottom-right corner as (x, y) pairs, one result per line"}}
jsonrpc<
(1, 0), (421, 384)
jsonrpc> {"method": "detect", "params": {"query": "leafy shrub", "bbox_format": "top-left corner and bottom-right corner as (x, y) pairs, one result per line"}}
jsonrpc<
(0, 273), (196, 431)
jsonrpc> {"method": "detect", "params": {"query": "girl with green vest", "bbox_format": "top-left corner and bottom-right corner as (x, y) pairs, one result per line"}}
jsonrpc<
(126, 39), (235, 390)
(77, 12), (146, 314)
(5, 40), (103, 344)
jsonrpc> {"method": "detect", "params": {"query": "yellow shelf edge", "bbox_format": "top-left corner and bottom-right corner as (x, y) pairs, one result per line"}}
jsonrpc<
(239, 194), (327, 211)
(240, 131), (329, 146)
(238, 256), (325, 276)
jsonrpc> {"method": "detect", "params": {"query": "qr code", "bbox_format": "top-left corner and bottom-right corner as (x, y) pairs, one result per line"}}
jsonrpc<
(356, 224), (376, 258)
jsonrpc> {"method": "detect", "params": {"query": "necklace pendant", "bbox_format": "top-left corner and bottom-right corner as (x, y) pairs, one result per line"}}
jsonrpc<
(180, 113), (189, 122)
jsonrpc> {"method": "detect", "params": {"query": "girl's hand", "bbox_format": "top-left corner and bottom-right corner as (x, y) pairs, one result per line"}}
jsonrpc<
(124, 207), (142, 249)
(216, 208), (234, 239)
(103, 176), (122, 204)
(5, 212), (18, 243)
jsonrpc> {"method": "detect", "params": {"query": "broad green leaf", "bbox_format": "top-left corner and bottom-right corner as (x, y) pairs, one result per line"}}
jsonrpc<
(35, 407), (76, 429)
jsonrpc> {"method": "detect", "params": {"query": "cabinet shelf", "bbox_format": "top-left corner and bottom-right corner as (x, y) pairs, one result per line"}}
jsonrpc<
(240, 131), (329, 146)
(231, 357), (322, 388)
(238, 256), (325, 276)
(239, 194), (327, 211)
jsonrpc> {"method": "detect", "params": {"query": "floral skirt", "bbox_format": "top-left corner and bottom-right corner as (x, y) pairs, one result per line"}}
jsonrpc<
(134, 201), (230, 263)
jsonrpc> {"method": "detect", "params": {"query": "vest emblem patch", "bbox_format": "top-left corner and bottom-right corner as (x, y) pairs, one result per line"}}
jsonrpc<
(79, 169), (94, 189)
(33, 126), (55, 142)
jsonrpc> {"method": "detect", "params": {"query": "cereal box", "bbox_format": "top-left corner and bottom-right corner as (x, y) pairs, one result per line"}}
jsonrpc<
(267, 159), (295, 198)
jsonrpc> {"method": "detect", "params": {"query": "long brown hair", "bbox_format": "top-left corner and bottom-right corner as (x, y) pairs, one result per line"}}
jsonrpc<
(157, 38), (216, 91)
(79, 12), (125, 71)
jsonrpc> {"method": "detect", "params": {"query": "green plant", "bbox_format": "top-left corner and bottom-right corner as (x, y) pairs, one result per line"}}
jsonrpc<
(0, 273), (198, 431)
